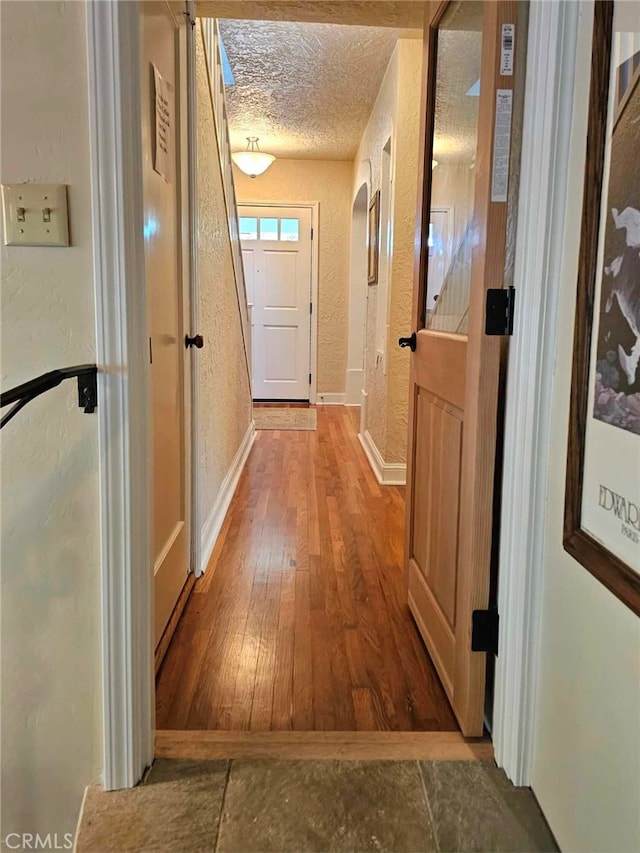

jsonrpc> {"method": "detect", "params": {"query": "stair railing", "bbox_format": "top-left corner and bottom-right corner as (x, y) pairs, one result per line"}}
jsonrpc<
(1, 365), (97, 429)
(427, 215), (474, 335)
(201, 18), (252, 386)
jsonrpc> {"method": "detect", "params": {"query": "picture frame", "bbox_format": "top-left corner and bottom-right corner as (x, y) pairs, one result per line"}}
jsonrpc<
(564, 0), (640, 616)
(367, 189), (380, 285)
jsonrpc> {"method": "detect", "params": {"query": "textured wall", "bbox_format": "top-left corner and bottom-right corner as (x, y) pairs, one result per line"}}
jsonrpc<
(196, 28), (253, 528)
(354, 38), (423, 463)
(234, 159), (353, 394)
(0, 0), (103, 839)
(385, 39), (423, 463)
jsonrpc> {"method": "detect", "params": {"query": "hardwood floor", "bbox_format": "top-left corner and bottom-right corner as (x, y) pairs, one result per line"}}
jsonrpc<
(156, 406), (458, 732)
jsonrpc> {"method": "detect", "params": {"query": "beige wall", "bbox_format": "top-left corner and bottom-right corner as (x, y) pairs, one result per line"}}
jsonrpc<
(196, 28), (253, 547)
(354, 38), (423, 463)
(234, 159), (353, 395)
(531, 5), (640, 851)
(0, 0), (103, 839)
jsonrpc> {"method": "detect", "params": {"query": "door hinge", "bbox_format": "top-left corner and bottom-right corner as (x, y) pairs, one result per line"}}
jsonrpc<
(311, 227), (314, 240)
(310, 301), (313, 314)
(485, 286), (515, 336)
(471, 607), (499, 655)
(309, 373), (312, 385)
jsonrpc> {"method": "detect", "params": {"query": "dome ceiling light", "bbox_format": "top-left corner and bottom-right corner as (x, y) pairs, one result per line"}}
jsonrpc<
(232, 136), (276, 178)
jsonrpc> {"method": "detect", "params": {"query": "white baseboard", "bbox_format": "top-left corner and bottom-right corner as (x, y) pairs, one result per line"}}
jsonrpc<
(316, 392), (346, 405)
(199, 420), (256, 576)
(358, 429), (406, 486)
(360, 389), (368, 435)
(345, 369), (364, 405)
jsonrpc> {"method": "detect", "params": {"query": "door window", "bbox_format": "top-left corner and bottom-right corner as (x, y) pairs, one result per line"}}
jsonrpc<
(259, 217), (279, 241)
(239, 216), (258, 240)
(239, 215), (302, 242)
(425, 0), (483, 335)
(280, 218), (300, 242)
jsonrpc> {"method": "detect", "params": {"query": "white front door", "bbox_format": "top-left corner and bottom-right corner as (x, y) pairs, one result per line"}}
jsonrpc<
(239, 205), (313, 400)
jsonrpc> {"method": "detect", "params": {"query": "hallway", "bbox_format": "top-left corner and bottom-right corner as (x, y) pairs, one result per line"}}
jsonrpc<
(156, 407), (458, 732)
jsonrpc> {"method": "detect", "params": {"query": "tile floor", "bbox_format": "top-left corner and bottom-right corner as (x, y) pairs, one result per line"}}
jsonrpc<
(76, 759), (558, 853)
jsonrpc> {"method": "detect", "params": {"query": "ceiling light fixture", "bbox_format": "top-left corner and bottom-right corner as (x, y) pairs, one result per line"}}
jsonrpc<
(232, 137), (275, 178)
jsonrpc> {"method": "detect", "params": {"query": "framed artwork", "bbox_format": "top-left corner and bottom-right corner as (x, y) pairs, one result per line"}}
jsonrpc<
(368, 190), (380, 285)
(564, 0), (640, 615)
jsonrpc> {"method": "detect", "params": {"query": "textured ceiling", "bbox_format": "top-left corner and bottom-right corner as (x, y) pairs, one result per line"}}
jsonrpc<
(219, 19), (416, 160)
(199, 1), (427, 29)
(433, 1), (483, 164)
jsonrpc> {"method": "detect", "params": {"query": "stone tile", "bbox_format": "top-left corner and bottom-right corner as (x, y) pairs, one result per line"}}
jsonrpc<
(217, 759), (436, 853)
(76, 760), (228, 853)
(419, 760), (559, 852)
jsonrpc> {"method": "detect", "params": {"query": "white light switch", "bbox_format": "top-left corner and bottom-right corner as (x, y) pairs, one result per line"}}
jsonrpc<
(2, 183), (70, 247)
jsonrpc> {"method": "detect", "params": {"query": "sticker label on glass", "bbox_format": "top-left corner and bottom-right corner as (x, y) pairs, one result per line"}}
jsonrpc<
(491, 89), (513, 203)
(500, 24), (515, 76)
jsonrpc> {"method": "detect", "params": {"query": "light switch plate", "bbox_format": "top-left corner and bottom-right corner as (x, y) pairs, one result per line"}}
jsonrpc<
(2, 183), (70, 247)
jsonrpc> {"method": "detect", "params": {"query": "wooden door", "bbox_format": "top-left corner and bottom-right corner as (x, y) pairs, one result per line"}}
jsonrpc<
(140, 1), (191, 647)
(239, 205), (313, 401)
(404, 0), (519, 736)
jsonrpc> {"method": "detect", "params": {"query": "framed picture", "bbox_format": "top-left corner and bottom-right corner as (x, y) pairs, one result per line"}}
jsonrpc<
(367, 190), (380, 285)
(564, 0), (640, 615)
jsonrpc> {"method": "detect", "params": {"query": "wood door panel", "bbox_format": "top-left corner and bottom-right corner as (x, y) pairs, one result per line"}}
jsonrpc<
(403, 0), (520, 736)
(408, 564), (455, 696)
(414, 332), (466, 411)
(411, 388), (462, 629)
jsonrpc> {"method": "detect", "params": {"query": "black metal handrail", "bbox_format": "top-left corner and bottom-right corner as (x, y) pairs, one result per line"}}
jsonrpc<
(1, 365), (97, 429)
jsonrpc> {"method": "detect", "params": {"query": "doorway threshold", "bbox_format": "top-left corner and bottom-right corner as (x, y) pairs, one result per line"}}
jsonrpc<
(155, 730), (493, 761)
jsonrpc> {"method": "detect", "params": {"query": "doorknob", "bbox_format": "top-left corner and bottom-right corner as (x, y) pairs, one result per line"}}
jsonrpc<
(185, 334), (204, 349)
(398, 332), (417, 352)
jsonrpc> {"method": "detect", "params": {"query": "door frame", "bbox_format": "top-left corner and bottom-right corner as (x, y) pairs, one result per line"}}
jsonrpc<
(492, 0), (582, 784)
(89, 0), (580, 789)
(87, 0), (199, 789)
(238, 201), (320, 404)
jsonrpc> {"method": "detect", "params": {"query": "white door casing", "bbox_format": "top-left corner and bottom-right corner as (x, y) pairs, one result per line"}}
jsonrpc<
(239, 205), (313, 401)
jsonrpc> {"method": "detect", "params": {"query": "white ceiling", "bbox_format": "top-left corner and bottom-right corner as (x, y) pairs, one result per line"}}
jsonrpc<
(219, 20), (418, 161)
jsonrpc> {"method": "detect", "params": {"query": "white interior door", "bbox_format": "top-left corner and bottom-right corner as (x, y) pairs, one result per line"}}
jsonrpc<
(140, 1), (191, 647)
(239, 205), (312, 400)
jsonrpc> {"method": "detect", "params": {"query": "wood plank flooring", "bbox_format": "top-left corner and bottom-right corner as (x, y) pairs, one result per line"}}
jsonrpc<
(156, 406), (458, 732)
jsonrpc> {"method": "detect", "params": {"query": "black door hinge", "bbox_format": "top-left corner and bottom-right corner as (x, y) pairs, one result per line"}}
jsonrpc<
(311, 227), (314, 240)
(485, 286), (515, 335)
(309, 373), (312, 385)
(471, 607), (499, 655)
(310, 301), (313, 315)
